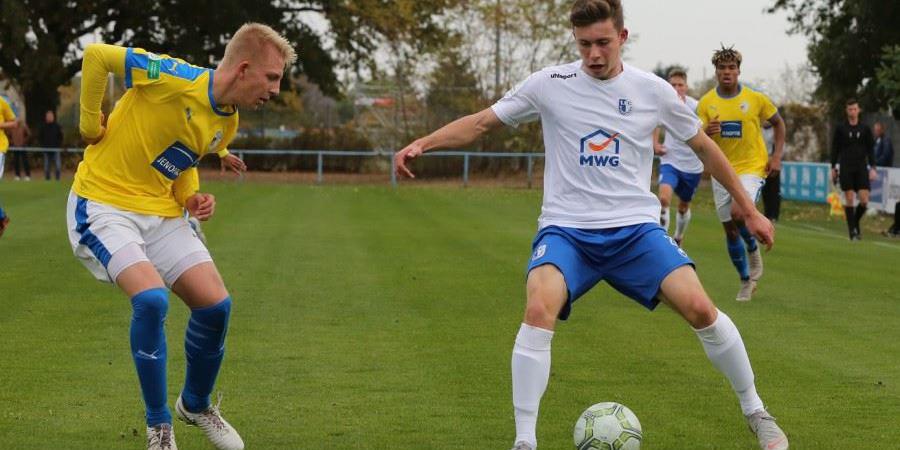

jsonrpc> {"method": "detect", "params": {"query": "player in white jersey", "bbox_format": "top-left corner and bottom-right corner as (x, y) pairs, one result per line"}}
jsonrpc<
(394, 2), (787, 450)
(652, 68), (704, 246)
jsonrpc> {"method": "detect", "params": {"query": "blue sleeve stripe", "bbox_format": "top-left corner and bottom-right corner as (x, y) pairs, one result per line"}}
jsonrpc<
(74, 197), (112, 267)
(124, 47), (135, 88)
(124, 48), (208, 85)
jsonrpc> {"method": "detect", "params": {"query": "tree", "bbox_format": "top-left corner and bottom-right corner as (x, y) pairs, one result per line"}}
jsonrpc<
(768, 0), (900, 115)
(0, 0), (457, 133)
(875, 45), (900, 118)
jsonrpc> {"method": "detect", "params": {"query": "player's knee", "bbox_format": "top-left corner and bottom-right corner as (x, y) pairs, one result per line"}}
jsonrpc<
(687, 297), (717, 328)
(523, 301), (557, 327)
(131, 287), (169, 320)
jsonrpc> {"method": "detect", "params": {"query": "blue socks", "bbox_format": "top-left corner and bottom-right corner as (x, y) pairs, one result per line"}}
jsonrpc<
(181, 297), (232, 412)
(130, 288), (171, 426)
(726, 236), (750, 280)
(737, 225), (758, 252)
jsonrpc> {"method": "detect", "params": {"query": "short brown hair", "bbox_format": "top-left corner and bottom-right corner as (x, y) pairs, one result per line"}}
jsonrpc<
(711, 44), (742, 68)
(570, 0), (624, 30)
(845, 98), (859, 106)
(667, 68), (687, 80)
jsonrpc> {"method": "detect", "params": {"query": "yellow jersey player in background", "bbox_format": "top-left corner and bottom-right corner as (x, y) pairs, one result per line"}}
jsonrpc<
(697, 45), (785, 302)
(67, 23), (295, 450)
(0, 94), (19, 179)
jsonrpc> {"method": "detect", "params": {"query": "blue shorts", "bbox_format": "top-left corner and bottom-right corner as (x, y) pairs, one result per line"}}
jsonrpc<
(658, 164), (702, 203)
(525, 223), (694, 320)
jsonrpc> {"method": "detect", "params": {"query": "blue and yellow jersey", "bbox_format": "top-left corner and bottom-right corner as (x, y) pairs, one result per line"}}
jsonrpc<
(697, 85), (777, 177)
(0, 95), (16, 153)
(73, 43), (237, 217)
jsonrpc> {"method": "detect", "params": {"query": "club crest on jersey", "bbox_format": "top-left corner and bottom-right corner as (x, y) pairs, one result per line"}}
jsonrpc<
(532, 244), (547, 261)
(739, 101), (749, 113)
(618, 98), (632, 115)
(579, 128), (621, 168)
(147, 53), (161, 80)
(208, 130), (223, 151)
(185, 107), (192, 122)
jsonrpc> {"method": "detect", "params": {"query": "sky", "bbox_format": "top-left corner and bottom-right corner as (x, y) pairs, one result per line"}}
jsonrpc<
(622, 0), (809, 84)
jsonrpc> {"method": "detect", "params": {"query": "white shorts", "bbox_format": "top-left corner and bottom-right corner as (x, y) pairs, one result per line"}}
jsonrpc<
(711, 175), (765, 222)
(66, 191), (212, 286)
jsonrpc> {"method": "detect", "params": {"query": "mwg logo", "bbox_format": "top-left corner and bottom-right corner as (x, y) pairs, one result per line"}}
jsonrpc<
(579, 128), (621, 168)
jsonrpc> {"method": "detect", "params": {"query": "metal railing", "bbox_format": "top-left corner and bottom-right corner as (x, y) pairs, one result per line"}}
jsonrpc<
(7, 146), (546, 188)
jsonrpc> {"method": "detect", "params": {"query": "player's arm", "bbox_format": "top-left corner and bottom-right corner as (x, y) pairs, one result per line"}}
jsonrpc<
(687, 131), (774, 249)
(0, 102), (17, 130)
(394, 107), (504, 178)
(865, 128), (878, 180)
(79, 44), (127, 144)
(217, 148), (246, 174)
(767, 113), (786, 174)
(830, 125), (841, 182)
(173, 167), (214, 221)
(652, 128), (666, 155)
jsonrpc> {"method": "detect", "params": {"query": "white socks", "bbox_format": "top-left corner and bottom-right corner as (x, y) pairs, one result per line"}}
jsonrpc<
(674, 209), (691, 240)
(511, 323), (554, 448)
(660, 206), (671, 232)
(694, 309), (765, 415)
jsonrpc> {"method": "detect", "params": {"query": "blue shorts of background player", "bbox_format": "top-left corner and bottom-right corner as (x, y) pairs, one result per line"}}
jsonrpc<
(525, 223), (693, 320)
(658, 163), (702, 202)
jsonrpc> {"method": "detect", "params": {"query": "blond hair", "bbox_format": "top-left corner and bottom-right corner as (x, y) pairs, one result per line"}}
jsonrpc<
(221, 23), (297, 69)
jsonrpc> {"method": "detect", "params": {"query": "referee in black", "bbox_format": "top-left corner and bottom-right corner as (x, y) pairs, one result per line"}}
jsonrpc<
(831, 98), (876, 240)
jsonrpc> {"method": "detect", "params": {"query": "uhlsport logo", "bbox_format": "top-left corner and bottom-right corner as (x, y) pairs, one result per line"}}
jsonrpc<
(579, 128), (622, 168)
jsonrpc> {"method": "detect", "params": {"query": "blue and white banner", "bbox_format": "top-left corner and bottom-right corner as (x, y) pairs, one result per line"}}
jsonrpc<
(779, 162), (900, 213)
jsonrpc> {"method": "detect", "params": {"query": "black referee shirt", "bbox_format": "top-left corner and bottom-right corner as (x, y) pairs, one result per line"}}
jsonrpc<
(831, 121), (875, 171)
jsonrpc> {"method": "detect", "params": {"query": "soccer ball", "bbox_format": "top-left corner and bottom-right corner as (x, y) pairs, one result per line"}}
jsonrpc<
(573, 402), (643, 450)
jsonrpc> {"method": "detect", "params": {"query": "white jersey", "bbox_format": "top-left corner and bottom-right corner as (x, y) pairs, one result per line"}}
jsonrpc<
(659, 95), (704, 174)
(491, 61), (702, 229)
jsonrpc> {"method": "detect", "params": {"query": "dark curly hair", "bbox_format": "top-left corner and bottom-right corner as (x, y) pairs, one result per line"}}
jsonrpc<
(711, 44), (742, 68)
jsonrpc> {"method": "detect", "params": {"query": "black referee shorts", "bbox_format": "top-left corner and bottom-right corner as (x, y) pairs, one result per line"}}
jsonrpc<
(839, 167), (870, 191)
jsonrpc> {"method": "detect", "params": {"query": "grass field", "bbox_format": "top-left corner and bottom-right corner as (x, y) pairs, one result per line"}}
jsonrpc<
(1, 177), (898, 449)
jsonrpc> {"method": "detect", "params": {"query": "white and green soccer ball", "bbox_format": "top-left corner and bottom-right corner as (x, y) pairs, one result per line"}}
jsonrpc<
(573, 402), (643, 450)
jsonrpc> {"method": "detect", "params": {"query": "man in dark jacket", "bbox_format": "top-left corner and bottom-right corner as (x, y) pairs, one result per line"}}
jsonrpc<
(38, 109), (63, 180)
(873, 121), (894, 167)
(831, 99), (876, 240)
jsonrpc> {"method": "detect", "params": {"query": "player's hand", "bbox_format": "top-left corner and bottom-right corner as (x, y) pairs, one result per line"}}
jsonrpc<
(186, 193), (216, 221)
(0, 215), (9, 238)
(705, 115), (721, 136)
(869, 167), (878, 181)
(653, 142), (667, 156)
(395, 140), (426, 178)
(766, 158), (782, 176)
(82, 112), (107, 145)
(222, 154), (247, 174)
(745, 209), (775, 251)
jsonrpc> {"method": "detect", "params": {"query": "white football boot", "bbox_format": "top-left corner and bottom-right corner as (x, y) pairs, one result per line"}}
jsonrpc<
(511, 441), (535, 450)
(748, 247), (763, 282)
(746, 409), (789, 450)
(146, 423), (177, 450)
(175, 394), (244, 450)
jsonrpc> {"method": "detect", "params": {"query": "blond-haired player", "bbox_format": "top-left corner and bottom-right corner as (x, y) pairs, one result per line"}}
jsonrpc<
(68, 23), (295, 450)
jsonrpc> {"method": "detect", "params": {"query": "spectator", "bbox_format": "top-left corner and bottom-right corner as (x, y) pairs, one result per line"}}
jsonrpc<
(10, 118), (31, 180)
(0, 201), (8, 238)
(38, 109), (63, 180)
(873, 121), (894, 167)
(760, 119), (781, 221)
(883, 201), (900, 238)
(831, 98), (876, 240)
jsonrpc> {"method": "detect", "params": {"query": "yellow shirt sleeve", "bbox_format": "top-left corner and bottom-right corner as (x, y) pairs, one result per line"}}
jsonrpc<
(757, 92), (778, 122)
(172, 167), (200, 207)
(696, 96), (709, 126)
(217, 148), (230, 158)
(0, 98), (14, 122)
(79, 44), (126, 141)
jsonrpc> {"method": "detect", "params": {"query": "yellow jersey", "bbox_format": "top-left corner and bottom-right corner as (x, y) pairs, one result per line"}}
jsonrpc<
(697, 85), (777, 177)
(0, 95), (16, 153)
(73, 44), (237, 217)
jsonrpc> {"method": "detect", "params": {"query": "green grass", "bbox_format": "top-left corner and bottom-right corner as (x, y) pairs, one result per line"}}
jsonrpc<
(0, 178), (898, 449)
